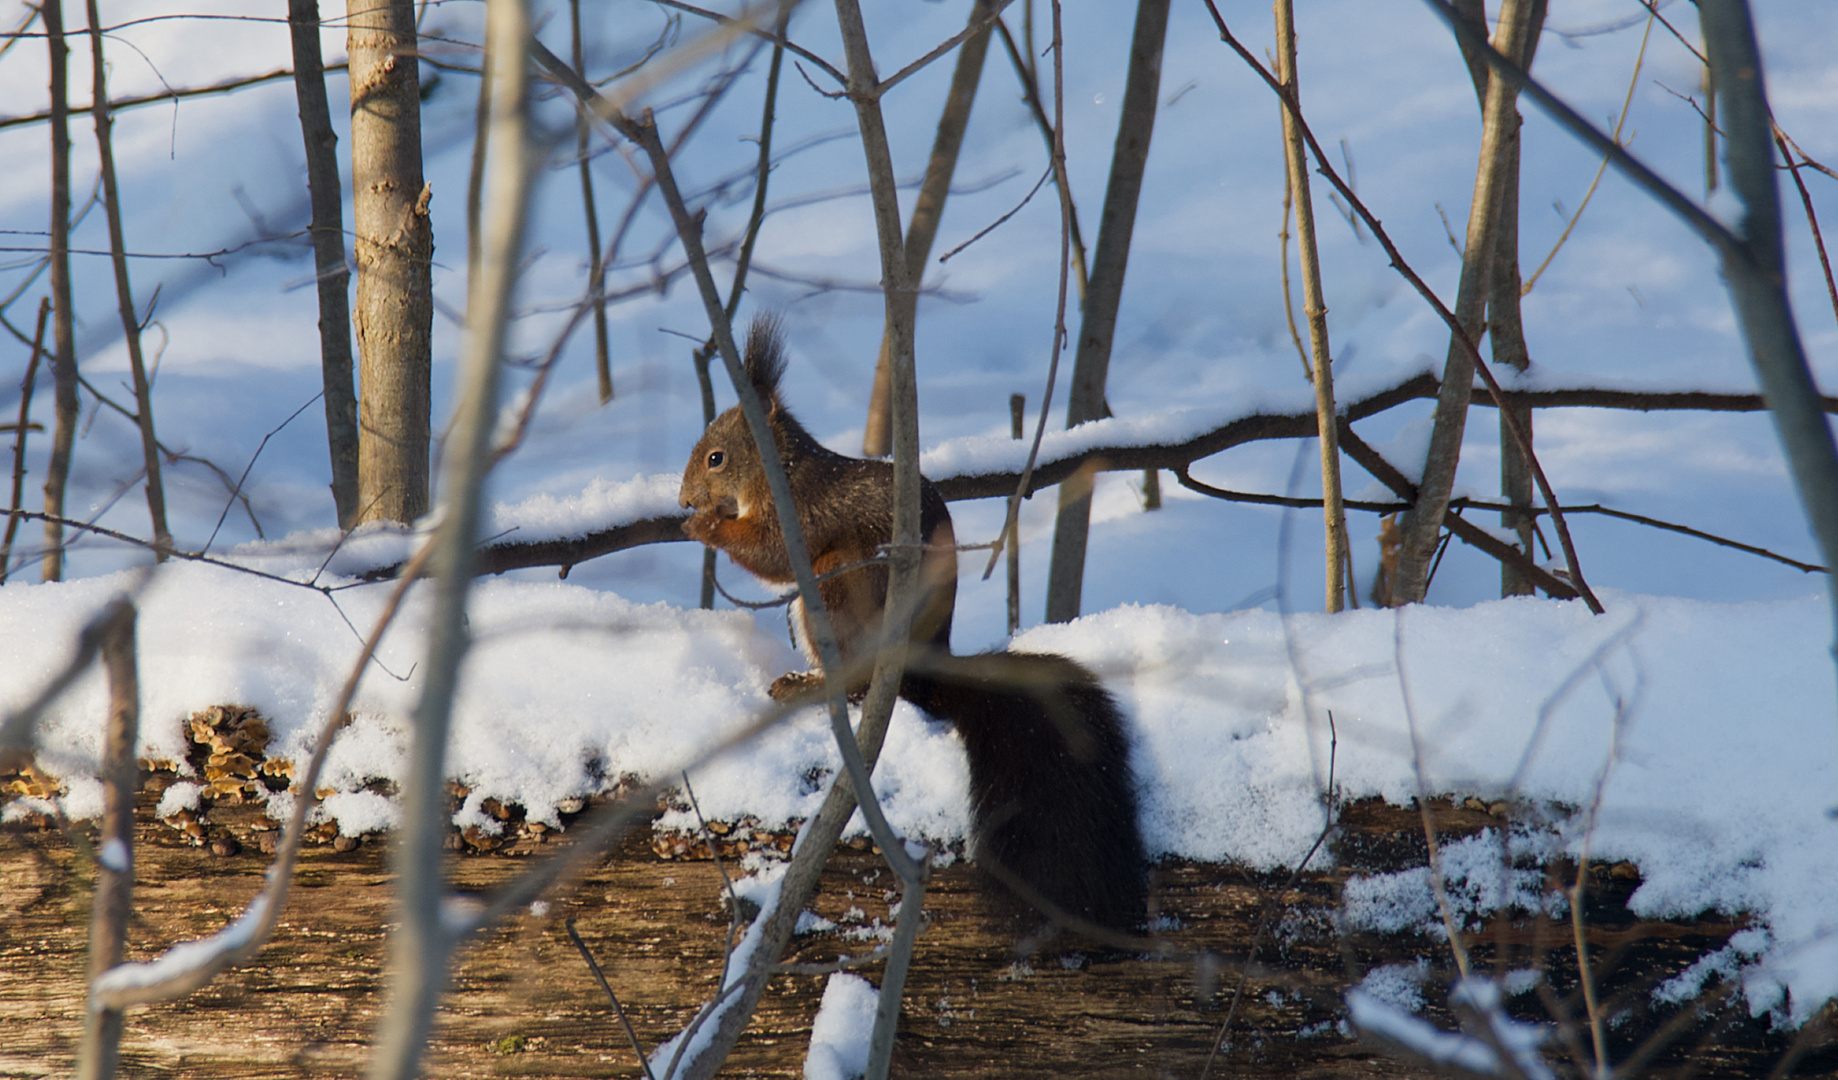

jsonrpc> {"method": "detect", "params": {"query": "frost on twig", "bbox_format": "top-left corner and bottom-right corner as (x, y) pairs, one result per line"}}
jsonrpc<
(90, 895), (271, 1010)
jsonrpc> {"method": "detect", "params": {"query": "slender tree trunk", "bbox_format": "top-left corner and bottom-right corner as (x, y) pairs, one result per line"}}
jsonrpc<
(1274, 0), (1350, 612)
(1043, 0), (1170, 623)
(860, 0), (995, 456)
(349, 0), (433, 526)
(1453, 0), (1547, 597)
(86, 0), (171, 560)
(289, 0), (361, 530)
(1388, 0), (1539, 604)
(571, 0), (612, 404)
(41, 0), (77, 582)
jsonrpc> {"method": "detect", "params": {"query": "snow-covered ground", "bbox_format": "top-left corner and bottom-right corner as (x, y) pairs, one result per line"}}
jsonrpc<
(1, 0), (1836, 1034)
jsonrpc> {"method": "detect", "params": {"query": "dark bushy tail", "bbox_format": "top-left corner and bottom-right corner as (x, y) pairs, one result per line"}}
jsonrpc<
(902, 651), (1146, 934)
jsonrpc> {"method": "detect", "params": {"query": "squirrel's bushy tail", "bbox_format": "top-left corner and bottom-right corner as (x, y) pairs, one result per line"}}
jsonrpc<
(902, 651), (1146, 934)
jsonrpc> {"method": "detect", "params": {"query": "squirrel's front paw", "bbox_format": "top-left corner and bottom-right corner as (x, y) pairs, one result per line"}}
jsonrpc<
(769, 671), (825, 702)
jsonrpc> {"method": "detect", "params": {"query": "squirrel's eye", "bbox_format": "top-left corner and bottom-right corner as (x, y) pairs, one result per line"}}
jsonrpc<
(707, 450), (725, 469)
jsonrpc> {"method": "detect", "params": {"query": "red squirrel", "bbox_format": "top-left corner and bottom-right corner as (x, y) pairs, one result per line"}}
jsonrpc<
(678, 316), (1146, 933)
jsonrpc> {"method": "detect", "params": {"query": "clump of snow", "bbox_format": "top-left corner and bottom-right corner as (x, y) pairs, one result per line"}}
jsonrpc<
(1654, 927), (1772, 1008)
(1358, 959), (1433, 1012)
(485, 473), (684, 544)
(803, 973), (880, 1080)
(155, 781), (204, 820)
(1344, 830), (1555, 937)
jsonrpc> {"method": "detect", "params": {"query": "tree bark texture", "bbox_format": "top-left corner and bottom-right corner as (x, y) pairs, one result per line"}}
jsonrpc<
(86, 0), (171, 561)
(288, 0), (361, 530)
(860, 0), (995, 457)
(41, 0), (77, 582)
(1274, 0), (1350, 613)
(348, 0), (433, 526)
(1044, 0), (1171, 623)
(1388, 0), (1539, 605)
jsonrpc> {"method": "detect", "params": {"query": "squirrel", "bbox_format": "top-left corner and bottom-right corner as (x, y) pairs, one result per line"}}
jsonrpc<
(678, 315), (1146, 935)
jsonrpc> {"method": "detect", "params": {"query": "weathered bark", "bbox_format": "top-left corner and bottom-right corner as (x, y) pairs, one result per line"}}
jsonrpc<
(288, 0), (361, 530)
(73, 602), (138, 1080)
(348, 0), (433, 526)
(1274, 0), (1350, 613)
(1388, 0), (1539, 604)
(860, 0), (996, 457)
(1043, 0), (1171, 623)
(41, 0), (77, 582)
(85, 0), (171, 561)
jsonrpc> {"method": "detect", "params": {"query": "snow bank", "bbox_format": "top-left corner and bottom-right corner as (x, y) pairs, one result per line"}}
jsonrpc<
(4, 564), (1837, 1019)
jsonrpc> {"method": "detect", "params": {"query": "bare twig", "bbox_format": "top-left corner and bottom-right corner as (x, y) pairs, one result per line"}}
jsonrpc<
(571, 0), (613, 403)
(1, 297), (49, 581)
(0, 63), (352, 131)
(1776, 128), (1838, 331)
(563, 918), (657, 1080)
(1522, 9), (1653, 295)
(74, 600), (137, 1080)
(85, 0), (171, 560)
(978, 0), (1076, 589)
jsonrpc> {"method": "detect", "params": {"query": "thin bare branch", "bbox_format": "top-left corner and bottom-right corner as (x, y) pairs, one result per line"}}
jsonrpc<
(0, 63), (351, 131)
(74, 600), (137, 1080)
(1, 298), (49, 581)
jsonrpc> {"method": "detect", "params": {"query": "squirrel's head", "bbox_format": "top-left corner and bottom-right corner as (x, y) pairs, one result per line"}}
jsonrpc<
(678, 314), (788, 536)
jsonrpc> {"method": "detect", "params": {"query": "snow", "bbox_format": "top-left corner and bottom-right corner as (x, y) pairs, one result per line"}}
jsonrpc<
(802, 973), (880, 1080)
(1349, 978), (1555, 1080)
(90, 893), (270, 1003)
(0, 0), (1835, 1047)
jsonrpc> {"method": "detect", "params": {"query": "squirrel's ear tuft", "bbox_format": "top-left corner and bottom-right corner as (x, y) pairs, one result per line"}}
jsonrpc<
(743, 313), (787, 401)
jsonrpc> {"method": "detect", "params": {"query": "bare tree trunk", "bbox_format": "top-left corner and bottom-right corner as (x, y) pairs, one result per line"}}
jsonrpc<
(1453, 0), (1547, 597)
(366, 1), (532, 1075)
(571, 0), (612, 404)
(289, 0), (361, 530)
(349, 0), (433, 526)
(1274, 0), (1350, 612)
(41, 0), (77, 582)
(1043, 0), (1170, 623)
(1387, 0), (1539, 605)
(860, 0), (996, 456)
(85, 0), (171, 560)
(74, 602), (138, 1080)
